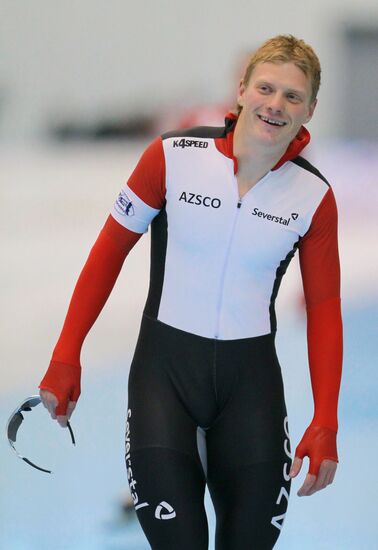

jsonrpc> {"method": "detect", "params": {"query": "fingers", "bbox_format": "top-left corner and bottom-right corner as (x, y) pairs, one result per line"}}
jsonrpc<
(297, 460), (337, 497)
(58, 401), (77, 427)
(329, 466), (337, 484)
(56, 415), (68, 428)
(297, 473), (316, 496)
(39, 389), (58, 419)
(289, 456), (302, 478)
(39, 390), (76, 428)
(67, 401), (76, 420)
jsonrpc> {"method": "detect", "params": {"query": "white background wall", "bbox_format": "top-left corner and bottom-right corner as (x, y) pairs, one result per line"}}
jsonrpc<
(1, 0), (378, 140)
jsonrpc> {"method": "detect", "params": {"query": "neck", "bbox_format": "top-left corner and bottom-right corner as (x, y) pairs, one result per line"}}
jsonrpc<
(233, 113), (289, 178)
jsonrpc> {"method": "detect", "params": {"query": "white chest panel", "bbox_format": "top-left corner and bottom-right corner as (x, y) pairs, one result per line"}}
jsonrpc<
(157, 138), (328, 339)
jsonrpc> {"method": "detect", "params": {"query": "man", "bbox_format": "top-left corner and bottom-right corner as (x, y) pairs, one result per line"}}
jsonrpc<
(40, 35), (342, 548)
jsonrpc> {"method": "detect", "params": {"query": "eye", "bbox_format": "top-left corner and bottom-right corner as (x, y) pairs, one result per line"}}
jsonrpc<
(258, 84), (272, 94)
(287, 93), (302, 103)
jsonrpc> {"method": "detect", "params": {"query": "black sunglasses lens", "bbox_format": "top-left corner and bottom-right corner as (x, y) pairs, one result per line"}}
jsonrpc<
(8, 397), (40, 442)
(8, 412), (24, 442)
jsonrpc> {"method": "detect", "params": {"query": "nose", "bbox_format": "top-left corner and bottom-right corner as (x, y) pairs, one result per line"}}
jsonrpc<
(266, 93), (285, 114)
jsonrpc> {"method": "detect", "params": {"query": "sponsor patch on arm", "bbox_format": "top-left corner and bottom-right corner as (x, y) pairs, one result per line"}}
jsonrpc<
(111, 184), (160, 234)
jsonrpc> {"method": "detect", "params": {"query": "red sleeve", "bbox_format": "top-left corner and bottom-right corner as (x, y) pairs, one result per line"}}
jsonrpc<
(46, 136), (167, 369)
(298, 187), (343, 431)
(48, 216), (141, 369)
(127, 136), (166, 208)
(39, 138), (167, 412)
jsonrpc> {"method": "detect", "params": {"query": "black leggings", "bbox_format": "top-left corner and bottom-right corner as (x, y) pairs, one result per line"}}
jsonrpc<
(126, 315), (292, 549)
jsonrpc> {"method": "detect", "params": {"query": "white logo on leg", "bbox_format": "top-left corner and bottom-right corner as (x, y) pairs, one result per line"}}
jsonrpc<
(271, 415), (291, 531)
(155, 501), (176, 520)
(125, 409), (149, 511)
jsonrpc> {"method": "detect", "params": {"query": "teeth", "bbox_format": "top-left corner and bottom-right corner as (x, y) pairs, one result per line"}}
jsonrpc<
(259, 115), (286, 127)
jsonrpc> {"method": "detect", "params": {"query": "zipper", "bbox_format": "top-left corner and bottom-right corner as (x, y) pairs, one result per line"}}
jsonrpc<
(214, 171), (274, 336)
(214, 197), (242, 338)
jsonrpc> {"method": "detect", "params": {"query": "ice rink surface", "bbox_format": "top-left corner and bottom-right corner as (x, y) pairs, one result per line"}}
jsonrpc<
(1, 140), (377, 549)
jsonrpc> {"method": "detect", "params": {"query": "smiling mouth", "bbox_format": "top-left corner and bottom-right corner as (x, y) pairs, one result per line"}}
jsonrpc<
(257, 115), (287, 127)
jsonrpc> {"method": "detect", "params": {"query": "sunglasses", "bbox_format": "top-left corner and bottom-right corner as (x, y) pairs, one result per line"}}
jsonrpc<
(6, 395), (75, 474)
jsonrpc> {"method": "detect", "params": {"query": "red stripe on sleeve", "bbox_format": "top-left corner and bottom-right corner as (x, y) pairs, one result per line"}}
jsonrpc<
(298, 188), (343, 431)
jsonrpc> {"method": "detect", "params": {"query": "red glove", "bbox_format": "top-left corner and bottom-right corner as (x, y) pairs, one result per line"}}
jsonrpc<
(39, 361), (81, 416)
(295, 423), (338, 476)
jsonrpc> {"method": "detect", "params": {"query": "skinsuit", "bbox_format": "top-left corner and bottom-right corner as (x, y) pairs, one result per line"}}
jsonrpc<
(40, 113), (343, 549)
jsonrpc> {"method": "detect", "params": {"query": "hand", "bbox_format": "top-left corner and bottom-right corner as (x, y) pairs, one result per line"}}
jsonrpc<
(289, 456), (337, 496)
(39, 389), (77, 428)
(38, 361), (81, 423)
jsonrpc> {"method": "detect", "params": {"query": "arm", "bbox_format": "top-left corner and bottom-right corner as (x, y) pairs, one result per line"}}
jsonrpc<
(39, 137), (166, 421)
(289, 187), (343, 494)
(39, 217), (142, 416)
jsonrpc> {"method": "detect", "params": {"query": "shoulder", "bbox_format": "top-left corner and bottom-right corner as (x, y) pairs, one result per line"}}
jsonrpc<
(160, 121), (234, 162)
(290, 156), (330, 188)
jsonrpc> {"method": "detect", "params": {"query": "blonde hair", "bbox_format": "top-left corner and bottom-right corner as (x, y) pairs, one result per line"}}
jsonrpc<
(237, 34), (321, 115)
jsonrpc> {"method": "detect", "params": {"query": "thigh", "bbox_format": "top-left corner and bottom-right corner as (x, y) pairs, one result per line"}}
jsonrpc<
(206, 350), (292, 549)
(126, 446), (209, 550)
(208, 457), (291, 550)
(126, 333), (208, 548)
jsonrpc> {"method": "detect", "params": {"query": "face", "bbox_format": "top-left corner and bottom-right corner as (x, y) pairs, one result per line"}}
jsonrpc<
(237, 61), (317, 148)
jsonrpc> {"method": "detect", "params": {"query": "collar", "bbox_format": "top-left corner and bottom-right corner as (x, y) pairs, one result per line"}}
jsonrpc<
(215, 111), (311, 175)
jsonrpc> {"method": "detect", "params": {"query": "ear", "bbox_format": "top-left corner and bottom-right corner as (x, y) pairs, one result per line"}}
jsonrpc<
(237, 78), (246, 107)
(304, 98), (317, 124)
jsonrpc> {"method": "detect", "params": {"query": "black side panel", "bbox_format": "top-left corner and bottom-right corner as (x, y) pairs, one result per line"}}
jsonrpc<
(291, 156), (330, 187)
(269, 241), (300, 333)
(143, 206), (168, 319)
(162, 117), (236, 141)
